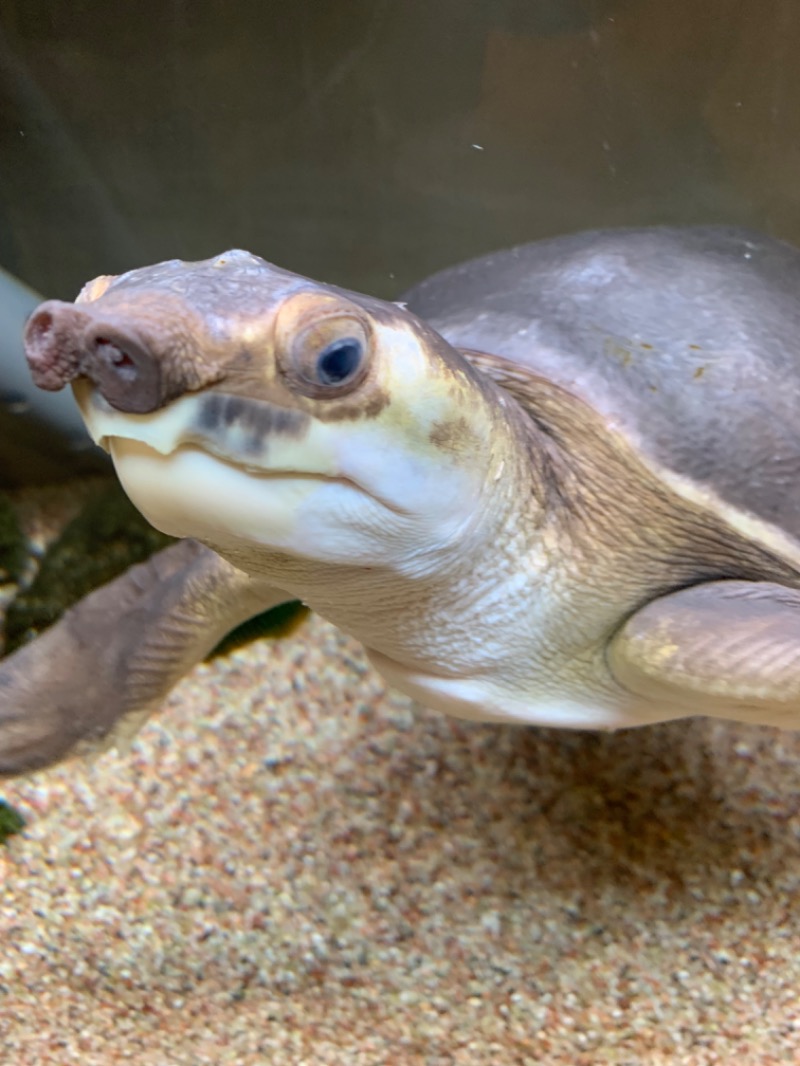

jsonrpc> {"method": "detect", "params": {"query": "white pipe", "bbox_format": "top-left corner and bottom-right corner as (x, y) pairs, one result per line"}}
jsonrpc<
(0, 267), (108, 484)
(0, 267), (92, 444)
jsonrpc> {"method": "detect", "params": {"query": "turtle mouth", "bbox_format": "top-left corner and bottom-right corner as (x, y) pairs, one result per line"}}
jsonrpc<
(73, 378), (329, 476)
(71, 379), (409, 552)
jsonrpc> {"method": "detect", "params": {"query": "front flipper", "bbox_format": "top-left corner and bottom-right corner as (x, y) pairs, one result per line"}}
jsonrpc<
(0, 539), (292, 776)
(608, 580), (800, 727)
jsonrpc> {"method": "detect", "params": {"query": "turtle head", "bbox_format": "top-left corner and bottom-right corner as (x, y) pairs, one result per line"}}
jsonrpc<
(23, 251), (511, 570)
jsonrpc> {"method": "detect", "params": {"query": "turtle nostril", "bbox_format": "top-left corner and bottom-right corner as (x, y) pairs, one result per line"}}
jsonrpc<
(23, 301), (163, 410)
(95, 337), (135, 371)
(27, 309), (55, 345)
(84, 327), (163, 413)
(89, 332), (146, 390)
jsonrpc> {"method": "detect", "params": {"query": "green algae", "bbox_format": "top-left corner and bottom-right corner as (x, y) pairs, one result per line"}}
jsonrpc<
(0, 492), (26, 585)
(4, 481), (174, 654)
(208, 599), (309, 660)
(0, 798), (25, 843)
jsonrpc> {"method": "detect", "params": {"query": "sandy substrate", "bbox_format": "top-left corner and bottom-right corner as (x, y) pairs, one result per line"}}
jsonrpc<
(2, 491), (800, 1063)
(2, 618), (800, 1065)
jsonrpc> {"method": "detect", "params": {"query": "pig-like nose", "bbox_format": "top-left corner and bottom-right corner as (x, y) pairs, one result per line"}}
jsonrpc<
(24, 300), (164, 414)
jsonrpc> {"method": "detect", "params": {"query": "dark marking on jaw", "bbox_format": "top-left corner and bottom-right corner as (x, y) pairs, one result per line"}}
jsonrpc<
(194, 392), (310, 454)
(197, 393), (244, 431)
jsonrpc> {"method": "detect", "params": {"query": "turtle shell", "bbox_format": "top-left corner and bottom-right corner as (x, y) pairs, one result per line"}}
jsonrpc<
(404, 227), (800, 540)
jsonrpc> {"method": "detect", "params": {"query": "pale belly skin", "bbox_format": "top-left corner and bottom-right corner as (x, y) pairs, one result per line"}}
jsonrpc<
(365, 648), (688, 731)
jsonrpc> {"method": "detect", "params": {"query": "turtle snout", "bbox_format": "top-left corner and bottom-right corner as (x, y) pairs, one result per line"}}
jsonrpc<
(78, 321), (163, 414)
(25, 300), (164, 414)
(24, 301), (90, 392)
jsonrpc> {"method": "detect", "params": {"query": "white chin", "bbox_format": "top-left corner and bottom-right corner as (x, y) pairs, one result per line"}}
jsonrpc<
(108, 438), (396, 565)
(109, 438), (315, 551)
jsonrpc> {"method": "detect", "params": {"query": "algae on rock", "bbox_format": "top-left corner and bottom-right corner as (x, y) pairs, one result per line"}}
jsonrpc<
(0, 492), (26, 585)
(3, 481), (174, 654)
(0, 798), (25, 843)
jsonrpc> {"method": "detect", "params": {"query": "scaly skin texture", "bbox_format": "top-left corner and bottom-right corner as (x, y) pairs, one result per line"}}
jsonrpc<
(7, 227), (800, 778)
(0, 539), (286, 775)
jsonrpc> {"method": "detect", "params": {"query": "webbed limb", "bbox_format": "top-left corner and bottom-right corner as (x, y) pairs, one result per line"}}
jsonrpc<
(608, 580), (800, 727)
(0, 539), (291, 776)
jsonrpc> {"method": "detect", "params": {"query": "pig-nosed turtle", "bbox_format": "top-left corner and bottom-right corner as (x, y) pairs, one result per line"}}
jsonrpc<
(5, 225), (800, 776)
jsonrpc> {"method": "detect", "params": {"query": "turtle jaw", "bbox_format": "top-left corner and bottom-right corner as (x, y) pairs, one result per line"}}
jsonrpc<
(105, 437), (389, 565)
(73, 380), (392, 564)
(73, 378), (323, 473)
(73, 379), (489, 569)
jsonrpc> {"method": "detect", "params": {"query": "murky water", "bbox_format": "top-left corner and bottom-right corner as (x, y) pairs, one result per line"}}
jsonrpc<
(5, 9), (800, 1059)
(1, 0), (799, 302)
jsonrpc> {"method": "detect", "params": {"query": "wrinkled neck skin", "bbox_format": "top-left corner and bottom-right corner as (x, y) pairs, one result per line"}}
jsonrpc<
(204, 372), (665, 729)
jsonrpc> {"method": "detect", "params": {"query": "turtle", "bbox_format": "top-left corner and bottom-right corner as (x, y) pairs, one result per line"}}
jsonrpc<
(4, 224), (800, 778)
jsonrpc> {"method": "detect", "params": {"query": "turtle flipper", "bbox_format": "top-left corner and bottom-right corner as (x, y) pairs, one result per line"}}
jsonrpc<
(0, 539), (291, 776)
(607, 580), (800, 727)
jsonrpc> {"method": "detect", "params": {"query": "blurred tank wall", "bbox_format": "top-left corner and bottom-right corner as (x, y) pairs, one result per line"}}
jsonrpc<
(0, 0), (798, 299)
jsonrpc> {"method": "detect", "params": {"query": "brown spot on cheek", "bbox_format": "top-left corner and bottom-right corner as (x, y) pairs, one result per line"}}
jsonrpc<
(428, 416), (475, 454)
(358, 387), (391, 421)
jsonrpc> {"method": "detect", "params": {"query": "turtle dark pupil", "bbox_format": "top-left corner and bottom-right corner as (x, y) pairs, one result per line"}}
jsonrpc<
(316, 338), (363, 385)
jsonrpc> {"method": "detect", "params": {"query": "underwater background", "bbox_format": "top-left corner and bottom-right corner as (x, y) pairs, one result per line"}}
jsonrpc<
(3, 2), (800, 1062)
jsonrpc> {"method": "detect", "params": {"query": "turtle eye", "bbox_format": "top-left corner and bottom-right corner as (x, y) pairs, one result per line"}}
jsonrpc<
(315, 337), (364, 386)
(285, 313), (372, 398)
